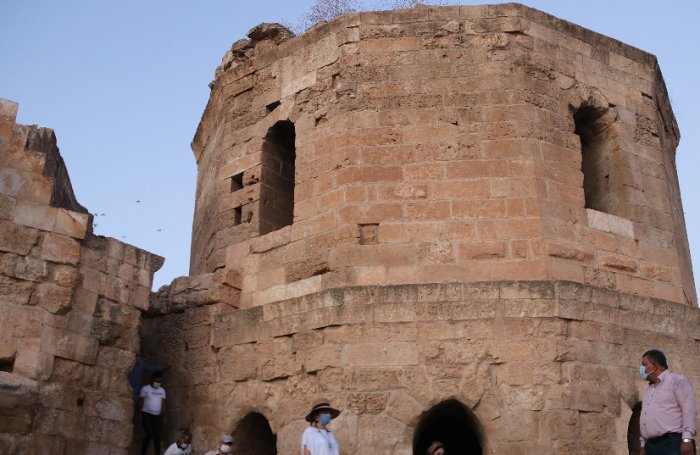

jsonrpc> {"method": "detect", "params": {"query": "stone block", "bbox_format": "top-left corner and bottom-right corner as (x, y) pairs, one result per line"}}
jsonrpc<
(13, 338), (54, 381)
(0, 98), (18, 141)
(0, 194), (16, 220)
(500, 281), (555, 299)
(51, 264), (80, 288)
(542, 409), (579, 440)
(489, 410), (540, 442)
(72, 288), (98, 314)
(348, 391), (388, 414)
(81, 267), (107, 294)
(0, 275), (34, 305)
(12, 201), (57, 231)
(384, 390), (423, 424)
(31, 282), (73, 314)
(54, 209), (89, 239)
(260, 354), (300, 381)
(41, 232), (81, 265)
(302, 343), (342, 372)
(1, 305), (42, 338)
(1, 253), (47, 281)
(0, 220), (39, 255)
(41, 326), (98, 365)
(0, 407), (34, 434)
(0, 167), (24, 197)
(104, 274), (132, 305)
(342, 342), (419, 367)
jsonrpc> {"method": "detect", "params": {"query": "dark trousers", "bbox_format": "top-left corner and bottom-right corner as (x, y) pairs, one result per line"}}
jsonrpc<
(645, 433), (697, 455)
(141, 412), (163, 455)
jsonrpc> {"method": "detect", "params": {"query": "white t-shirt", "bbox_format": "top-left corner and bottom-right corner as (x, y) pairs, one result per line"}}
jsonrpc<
(163, 442), (192, 455)
(139, 384), (166, 415)
(301, 427), (339, 455)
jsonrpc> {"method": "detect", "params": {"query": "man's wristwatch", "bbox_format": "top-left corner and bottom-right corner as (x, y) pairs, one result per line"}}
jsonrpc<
(682, 438), (693, 443)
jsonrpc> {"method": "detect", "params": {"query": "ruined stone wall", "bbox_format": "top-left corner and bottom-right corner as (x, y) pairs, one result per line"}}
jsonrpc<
(0, 98), (163, 455)
(190, 3), (695, 309)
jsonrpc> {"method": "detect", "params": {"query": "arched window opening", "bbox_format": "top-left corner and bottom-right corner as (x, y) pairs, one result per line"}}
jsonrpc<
(627, 402), (642, 454)
(259, 120), (295, 235)
(574, 104), (616, 214)
(413, 399), (483, 455)
(232, 412), (277, 455)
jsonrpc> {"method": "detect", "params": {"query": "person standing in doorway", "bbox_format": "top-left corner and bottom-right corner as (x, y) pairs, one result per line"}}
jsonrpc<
(140, 372), (167, 455)
(127, 352), (168, 407)
(301, 402), (340, 455)
(639, 349), (697, 455)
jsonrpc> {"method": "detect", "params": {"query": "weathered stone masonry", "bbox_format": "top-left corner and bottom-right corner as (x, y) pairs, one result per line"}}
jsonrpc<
(2, 2), (699, 455)
(142, 3), (699, 455)
(0, 98), (163, 454)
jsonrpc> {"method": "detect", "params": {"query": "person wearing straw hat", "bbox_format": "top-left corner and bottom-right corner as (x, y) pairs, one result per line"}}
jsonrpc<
(301, 402), (341, 455)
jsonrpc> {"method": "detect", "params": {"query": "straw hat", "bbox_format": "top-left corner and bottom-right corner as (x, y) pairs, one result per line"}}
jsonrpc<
(305, 402), (341, 422)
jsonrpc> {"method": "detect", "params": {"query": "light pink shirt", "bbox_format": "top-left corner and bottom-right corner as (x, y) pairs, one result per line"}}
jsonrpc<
(640, 370), (697, 445)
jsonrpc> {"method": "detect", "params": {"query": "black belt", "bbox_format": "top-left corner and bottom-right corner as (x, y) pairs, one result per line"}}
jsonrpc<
(646, 432), (681, 445)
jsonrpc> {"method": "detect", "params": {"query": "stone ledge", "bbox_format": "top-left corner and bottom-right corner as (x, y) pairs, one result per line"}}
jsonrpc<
(209, 280), (700, 347)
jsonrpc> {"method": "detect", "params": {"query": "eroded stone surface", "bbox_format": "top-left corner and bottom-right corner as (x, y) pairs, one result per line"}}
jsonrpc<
(0, 97), (163, 454)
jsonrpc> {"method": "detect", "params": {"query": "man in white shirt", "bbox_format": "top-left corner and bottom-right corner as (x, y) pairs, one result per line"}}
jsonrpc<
(164, 429), (193, 455)
(139, 372), (167, 455)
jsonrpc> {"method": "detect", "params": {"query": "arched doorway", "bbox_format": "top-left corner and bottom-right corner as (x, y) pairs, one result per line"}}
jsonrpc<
(627, 402), (642, 454)
(413, 399), (483, 455)
(232, 412), (277, 455)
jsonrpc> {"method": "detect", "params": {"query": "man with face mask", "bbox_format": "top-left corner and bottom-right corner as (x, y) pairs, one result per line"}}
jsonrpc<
(204, 434), (234, 455)
(639, 349), (697, 455)
(301, 402), (341, 455)
(139, 372), (167, 455)
(164, 429), (193, 455)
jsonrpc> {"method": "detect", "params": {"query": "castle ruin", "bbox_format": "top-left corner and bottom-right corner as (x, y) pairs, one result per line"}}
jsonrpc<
(1, 3), (699, 455)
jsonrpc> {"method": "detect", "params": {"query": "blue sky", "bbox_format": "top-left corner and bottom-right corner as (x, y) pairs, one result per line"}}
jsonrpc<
(1, 1), (699, 292)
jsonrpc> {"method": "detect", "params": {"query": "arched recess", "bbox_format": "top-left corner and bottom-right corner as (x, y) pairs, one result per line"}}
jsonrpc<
(567, 85), (620, 217)
(413, 399), (483, 455)
(627, 402), (642, 454)
(259, 120), (296, 235)
(231, 412), (277, 455)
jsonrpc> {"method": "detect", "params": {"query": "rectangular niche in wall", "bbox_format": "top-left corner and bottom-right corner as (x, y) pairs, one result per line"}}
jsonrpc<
(230, 172), (244, 193)
(259, 120), (296, 235)
(574, 104), (617, 215)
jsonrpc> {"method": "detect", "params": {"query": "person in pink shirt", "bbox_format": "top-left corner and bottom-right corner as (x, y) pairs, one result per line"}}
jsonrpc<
(639, 349), (697, 455)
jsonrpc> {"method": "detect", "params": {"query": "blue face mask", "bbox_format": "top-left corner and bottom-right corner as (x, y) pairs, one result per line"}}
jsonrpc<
(640, 365), (649, 380)
(318, 413), (332, 425)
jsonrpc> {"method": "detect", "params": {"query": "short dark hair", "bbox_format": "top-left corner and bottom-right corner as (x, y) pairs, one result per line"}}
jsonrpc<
(643, 349), (668, 369)
(153, 372), (163, 381)
(180, 429), (192, 441)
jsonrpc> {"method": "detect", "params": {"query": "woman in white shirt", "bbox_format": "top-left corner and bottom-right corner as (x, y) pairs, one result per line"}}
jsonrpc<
(301, 402), (341, 455)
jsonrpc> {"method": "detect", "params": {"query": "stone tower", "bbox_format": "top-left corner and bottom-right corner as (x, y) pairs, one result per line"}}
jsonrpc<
(142, 4), (699, 454)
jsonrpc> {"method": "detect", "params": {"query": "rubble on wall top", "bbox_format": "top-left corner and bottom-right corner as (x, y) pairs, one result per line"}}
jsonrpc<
(216, 23), (295, 78)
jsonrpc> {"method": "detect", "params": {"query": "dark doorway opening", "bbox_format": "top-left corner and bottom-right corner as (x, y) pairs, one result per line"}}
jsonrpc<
(413, 399), (483, 455)
(232, 412), (277, 455)
(627, 402), (642, 454)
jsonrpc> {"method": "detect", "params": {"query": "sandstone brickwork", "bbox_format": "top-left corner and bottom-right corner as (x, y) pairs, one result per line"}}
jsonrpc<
(0, 98), (163, 455)
(3, 2), (697, 454)
(141, 4), (699, 454)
